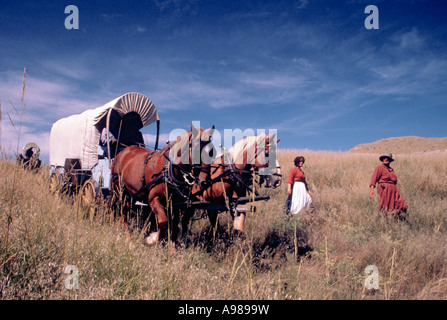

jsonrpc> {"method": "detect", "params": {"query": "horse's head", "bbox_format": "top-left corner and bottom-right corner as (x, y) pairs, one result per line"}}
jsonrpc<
(169, 124), (215, 192)
(256, 135), (282, 189)
(259, 158), (282, 189)
(229, 133), (282, 188)
(230, 133), (277, 168)
(191, 124), (215, 190)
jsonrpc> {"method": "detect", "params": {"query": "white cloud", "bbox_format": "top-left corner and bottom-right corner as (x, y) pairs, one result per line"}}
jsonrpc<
(100, 13), (123, 23)
(0, 116), (50, 160)
(40, 60), (91, 81)
(152, 0), (199, 15)
(0, 68), (108, 160)
(241, 73), (308, 89)
(136, 25), (147, 33)
(143, 133), (171, 147)
(296, 0), (309, 10)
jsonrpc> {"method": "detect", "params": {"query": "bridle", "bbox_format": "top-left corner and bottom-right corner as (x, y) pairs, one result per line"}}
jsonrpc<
(133, 130), (213, 199)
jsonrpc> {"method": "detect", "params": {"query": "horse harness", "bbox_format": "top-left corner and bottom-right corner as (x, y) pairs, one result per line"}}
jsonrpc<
(208, 158), (261, 197)
(111, 146), (264, 209)
(208, 144), (279, 197)
(136, 147), (211, 204)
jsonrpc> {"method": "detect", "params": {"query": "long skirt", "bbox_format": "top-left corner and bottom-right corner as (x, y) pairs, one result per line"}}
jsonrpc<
(290, 181), (312, 214)
(377, 183), (408, 215)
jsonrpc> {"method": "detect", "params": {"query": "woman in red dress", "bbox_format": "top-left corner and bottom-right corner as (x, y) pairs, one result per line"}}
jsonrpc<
(369, 153), (408, 218)
(287, 156), (312, 214)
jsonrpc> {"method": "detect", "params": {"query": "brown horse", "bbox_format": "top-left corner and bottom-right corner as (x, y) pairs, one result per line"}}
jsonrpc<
(186, 133), (281, 237)
(111, 125), (215, 245)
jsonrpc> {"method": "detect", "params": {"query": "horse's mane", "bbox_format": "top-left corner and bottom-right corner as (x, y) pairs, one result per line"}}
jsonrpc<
(228, 134), (267, 165)
(174, 130), (192, 148)
(168, 128), (211, 164)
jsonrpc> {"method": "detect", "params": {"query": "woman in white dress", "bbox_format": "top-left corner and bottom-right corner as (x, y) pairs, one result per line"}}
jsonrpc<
(287, 156), (312, 214)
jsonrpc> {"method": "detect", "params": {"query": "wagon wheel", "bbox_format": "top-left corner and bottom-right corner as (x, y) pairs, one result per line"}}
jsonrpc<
(81, 180), (99, 220)
(49, 172), (61, 194)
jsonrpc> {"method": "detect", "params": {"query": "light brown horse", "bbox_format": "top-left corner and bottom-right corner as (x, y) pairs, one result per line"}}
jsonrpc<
(187, 133), (281, 237)
(111, 125), (215, 245)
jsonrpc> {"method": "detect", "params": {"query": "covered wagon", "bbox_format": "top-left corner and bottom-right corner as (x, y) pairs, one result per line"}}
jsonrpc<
(49, 92), (160, 201)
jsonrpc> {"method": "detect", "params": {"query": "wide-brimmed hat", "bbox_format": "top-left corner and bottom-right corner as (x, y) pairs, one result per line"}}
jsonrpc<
(379, 152), (394, 162)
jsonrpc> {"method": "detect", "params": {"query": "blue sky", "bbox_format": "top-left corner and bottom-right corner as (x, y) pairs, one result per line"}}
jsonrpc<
(1, 0), (446, 160)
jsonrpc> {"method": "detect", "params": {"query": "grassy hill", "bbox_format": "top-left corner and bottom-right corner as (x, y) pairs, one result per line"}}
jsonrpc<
(349, 136), (447, 154)
(1, 149), (447, 300)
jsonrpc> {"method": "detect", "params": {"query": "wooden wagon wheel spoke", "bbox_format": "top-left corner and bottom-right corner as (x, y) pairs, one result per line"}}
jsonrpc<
(49, 172), (61, 194)
(81, 180), (100, 222)
(81, 180), (97, 206)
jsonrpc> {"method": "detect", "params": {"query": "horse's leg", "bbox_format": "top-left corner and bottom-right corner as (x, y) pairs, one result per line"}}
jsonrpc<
(182, 208), (194, 239)
(207, 209), (219, 242)
(115, 195), (133, 243)
(110, 170), (132, 238)
(109, 178), (131, 241)
(117, 212), (132, 242)
(233, 212), (246, 233)
(231, 190), (246, 234)
(145, 195), (168, 246)
(170, 207), (182, 244)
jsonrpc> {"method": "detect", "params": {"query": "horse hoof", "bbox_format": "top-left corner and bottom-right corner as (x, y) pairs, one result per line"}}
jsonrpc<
(233, 213), (246, 232)
(127, 240), (135, 250)
(168, 242), (177, 254)
(233, 230), (245, 239)
(145, 232), (160, 246)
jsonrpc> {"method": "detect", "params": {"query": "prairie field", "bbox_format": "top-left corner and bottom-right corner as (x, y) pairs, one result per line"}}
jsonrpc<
(1, 149), (447, 300)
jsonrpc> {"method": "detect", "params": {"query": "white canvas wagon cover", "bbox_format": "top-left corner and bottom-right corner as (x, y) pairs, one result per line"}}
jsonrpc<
(50, 92), (159, 170)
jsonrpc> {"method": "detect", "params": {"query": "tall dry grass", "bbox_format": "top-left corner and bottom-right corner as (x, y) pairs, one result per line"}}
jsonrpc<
(1, 149), (447, 299)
